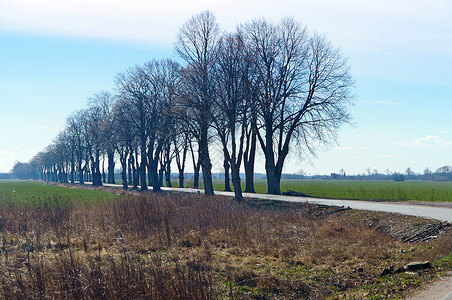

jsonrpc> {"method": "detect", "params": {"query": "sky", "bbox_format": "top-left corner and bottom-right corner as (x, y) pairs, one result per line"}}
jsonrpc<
(0, 0), (451, 176)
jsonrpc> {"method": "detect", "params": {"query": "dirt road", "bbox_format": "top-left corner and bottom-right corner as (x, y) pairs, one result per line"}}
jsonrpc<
(409, 271), (452, 300)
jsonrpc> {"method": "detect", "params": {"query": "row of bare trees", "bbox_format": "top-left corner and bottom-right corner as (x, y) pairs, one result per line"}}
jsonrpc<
(21, 11), (354, 200)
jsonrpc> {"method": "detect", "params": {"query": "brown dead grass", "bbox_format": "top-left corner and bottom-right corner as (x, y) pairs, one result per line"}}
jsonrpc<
(0, 185), (451, 299)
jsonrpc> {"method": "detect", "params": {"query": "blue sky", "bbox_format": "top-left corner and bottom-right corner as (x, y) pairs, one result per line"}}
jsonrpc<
(0, 0), (451, 175)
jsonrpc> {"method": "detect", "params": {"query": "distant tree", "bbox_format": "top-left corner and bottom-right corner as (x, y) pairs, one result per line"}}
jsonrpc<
(88, 91), (116, 184)
(11, 161), (33, 179)
(436, 166), (452, 174)
(111, 99), (129, 189)
(53, 130), (73, 183)
(66, 110), (91, 185)
(393, 173), (405, 182)
(424, 167), (432, 175)
(405, 167), (414, 177)
(86, 92), (118, 187)
(297, 169), (306, 177)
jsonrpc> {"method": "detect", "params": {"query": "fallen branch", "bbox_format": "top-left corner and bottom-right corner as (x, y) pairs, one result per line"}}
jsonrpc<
(400, 222), (449, 243)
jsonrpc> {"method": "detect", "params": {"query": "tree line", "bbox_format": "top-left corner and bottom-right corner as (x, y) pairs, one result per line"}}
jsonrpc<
(13, 11), (354, 200)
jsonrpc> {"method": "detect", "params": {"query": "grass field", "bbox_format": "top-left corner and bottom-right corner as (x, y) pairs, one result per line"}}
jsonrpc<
(0, 180), (118, 207)
(276, 179), (452, 202)
(119, 178), (452, 202)
(207, 179), (452, 202)
(0, 181), (451, 299)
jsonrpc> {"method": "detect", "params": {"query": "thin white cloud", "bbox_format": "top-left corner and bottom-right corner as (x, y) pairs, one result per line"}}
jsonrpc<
(393, 141), (410, 148)
(440, 130), (448, 134)
(413, 135), (441, 147)
(0, 151), (15, 172)
(0, 150), (14, 158)
(1, 0), (451, 49)
(21, 148), (35, 154)
(394, 135), (445, 148)
(0, 0), (200, 44)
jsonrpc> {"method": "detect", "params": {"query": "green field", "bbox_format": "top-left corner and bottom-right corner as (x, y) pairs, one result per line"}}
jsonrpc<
(277, 179), (452, 201)
(0, 180), (118, 207)
(14, 178), (451, 203)
(206, 179), (452, 202)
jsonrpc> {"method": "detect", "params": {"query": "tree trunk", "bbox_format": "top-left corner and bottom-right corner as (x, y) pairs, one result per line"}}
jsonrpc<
(193, 162), (200, 189)
(231, 162), (243, 201)
(107, 151), (115, 184)
(147, 147), (153, 187)
(140, 138), (148, 191)
(243, 126), (256, 193)
(130, 152), (138, 189)
(120, 157), (128, 190)
(78, 160), (84, 185)
(158, 166), (164, 188)
(244, 161), (255, 192)
(189, 140), (200, 189)
(223, 155), (231, 192)
(199, 131), (214, 195)
(265, 163), (281, 194)
(70, 159), (75, 184)
(165, 146), (172, 187)
(178, 170), (184, 188)
(149, 156), (161, 192)
(102, 157), (106, 183)
(262, 123), (280, 195)
(92, 150), (103, 187)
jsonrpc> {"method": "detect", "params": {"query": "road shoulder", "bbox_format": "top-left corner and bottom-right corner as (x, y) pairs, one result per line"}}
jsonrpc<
(408, 271), (452, 300)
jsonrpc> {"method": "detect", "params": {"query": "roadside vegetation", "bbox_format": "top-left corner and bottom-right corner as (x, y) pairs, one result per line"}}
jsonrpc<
(0, 181), (450, 299)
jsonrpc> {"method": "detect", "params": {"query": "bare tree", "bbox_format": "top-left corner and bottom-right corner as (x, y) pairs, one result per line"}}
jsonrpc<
(66, 110), (91, 185)
(172, 131), (190, 188)
(25, 13), (354, 197)
(244, 18), (354, 194)
(89, 91), (116, 184)
(86, 91), (116, 187)
(143, 59), (181, 191)
(115, 66), (151, 191)
(175, 10), (220, 195)
(212, 32), (253, 201)
(111, 97), (136, 190)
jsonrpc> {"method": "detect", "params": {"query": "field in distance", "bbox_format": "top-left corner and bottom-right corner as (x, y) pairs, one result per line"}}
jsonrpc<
(201, 179), (452, 202)
(0, 180), (118, 207)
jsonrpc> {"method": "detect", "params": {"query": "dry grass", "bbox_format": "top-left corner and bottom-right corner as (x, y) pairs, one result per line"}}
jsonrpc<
(0, 186), (451, 299)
